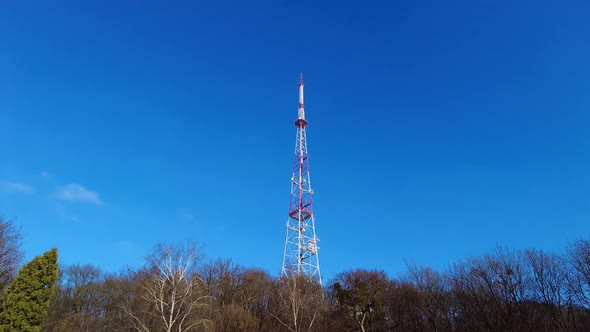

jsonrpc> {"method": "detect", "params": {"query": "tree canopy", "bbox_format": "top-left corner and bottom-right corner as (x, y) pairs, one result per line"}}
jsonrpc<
(0, 248), (58, 332)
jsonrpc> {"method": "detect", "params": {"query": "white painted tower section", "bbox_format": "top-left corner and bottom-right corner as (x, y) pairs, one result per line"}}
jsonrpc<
(298, 78), (305, 120)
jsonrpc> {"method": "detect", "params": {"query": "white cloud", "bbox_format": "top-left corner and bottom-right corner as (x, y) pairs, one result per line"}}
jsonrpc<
(40, 171), (52, 178)
(55, 183), (103, 205)
(0, 181), (35, 194)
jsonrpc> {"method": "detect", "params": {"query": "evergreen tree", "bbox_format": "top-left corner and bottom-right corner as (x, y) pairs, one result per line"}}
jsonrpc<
(0, 248), (58, 332)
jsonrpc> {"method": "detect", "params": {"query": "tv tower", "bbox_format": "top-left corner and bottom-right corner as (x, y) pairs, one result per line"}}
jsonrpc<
(281, 74), (322, 285)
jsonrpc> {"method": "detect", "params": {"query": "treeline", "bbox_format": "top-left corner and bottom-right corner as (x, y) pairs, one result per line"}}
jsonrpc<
(3, 215), (590, 331)
(40, 240), (590, 332)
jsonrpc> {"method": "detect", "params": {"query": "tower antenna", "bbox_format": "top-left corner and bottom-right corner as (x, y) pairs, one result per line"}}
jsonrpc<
(281, 74), (322, 285)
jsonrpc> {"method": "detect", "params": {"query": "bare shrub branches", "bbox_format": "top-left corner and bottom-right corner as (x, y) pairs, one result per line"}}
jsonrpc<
(0, 216), (23, 292)
(127, 242), (211, 332)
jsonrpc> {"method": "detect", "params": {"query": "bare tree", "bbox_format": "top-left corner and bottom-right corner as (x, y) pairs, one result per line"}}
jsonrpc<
(450, 247), (539, 332)
(43, 264), (106, 331)
(525, 249), (574, 332)
(200, 258), (243, 309)
(383, 279), (421, 331)
(487, 247), (534, 331)
(568, 239), (590, 309)
(406, 264), (455, 332)
(565, 239), (590, 330)
(200, 259), (273, 332)
(126, 242), (211, 332)
(269, 275), (324, 332)
(236, 268), (274, 330)
(0, 216), (23, 292)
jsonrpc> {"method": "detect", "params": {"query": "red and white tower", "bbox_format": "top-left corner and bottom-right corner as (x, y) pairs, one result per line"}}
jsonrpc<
(281, 74), (322, 285)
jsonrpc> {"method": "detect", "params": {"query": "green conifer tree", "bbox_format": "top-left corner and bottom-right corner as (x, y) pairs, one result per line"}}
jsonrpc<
(0, 248), (58, 332)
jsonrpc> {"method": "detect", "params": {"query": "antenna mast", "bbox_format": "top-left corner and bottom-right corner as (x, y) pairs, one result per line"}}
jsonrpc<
(281, 74), (322, 285)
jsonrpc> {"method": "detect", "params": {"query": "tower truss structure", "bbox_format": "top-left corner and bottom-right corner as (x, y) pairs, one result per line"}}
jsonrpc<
(281, 74), (322, 285)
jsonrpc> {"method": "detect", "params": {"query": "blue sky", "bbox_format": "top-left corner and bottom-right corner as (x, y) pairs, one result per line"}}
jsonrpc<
(1, 1), (589, 280)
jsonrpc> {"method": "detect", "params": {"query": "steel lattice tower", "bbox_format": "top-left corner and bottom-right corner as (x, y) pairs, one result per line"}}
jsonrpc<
(281, 74), (322, 285)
